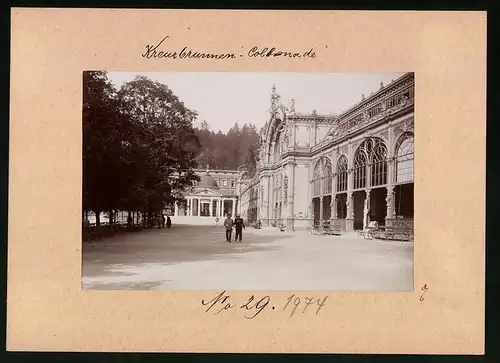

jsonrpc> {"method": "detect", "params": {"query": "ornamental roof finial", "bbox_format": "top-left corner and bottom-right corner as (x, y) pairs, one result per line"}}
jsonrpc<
(380, 81), (384, 89)
(270, 84), (280, 115)
(289, 98), (296, 113)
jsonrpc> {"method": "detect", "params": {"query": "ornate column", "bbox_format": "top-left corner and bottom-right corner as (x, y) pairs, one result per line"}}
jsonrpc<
(385, 125), (395, 226)
(331, 195), (337, 219)
(363, 189), (371, 229)
(385, 185), (395, 223)
(174, 203), (179, 217)
(270, 174), (275, 221)
(308, 176), (313, 220)
(286, 160), (295, 230)
(271, 142), (276, 164)
(345, 142), (354, 231)
(319, 196), (324, 222)
(208, 198), (212, 217)
(197, 200), (201, 217)
(231, 198), (236, 217)
(262, 175), (270, 227)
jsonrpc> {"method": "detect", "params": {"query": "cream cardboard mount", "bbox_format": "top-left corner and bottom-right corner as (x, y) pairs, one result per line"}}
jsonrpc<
(7, 9), (485, 354)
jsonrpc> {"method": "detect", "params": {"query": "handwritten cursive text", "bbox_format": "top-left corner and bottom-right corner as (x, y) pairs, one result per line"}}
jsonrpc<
(141, 36), (316, 60)
(201, 290), (272, 319)
(142, 36), (236, 60)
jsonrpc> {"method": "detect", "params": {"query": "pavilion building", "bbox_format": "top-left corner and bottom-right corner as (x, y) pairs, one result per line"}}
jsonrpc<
(166, 167), (240, 224)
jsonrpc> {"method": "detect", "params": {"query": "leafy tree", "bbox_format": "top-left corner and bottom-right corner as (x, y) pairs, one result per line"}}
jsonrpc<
(83, 71), (132, 231)
(117, 76), (201, 219)
(83, 73), (201, 235)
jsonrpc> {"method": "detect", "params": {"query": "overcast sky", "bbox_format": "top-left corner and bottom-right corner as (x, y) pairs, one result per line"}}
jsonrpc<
(107, 72), (405, 133)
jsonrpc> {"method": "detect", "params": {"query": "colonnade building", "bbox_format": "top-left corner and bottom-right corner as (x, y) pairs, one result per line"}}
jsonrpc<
(238, 72), (414, 232)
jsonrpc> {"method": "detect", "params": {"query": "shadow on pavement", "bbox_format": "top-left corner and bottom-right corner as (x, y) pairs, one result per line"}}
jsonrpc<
(82, 224), (289, 273)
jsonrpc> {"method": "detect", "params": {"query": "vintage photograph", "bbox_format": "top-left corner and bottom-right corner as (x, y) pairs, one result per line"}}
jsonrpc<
(82, 71), (415, 291)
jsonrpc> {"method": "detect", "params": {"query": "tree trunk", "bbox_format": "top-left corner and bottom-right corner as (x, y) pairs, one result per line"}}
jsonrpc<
(95, 210), (101, 236)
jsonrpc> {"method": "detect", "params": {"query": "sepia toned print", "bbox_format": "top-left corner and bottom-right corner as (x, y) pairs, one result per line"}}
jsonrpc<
(82, 71), (414, 291)
(8, 9), (485, 354)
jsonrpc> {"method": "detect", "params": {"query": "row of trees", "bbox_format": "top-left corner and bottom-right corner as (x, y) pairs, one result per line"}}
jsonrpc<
(83, 72), (201, 230)
(83, 72), (262, 233)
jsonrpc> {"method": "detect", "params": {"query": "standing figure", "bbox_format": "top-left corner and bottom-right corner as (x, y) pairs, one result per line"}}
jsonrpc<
(166, 216), (172, 228)
(162, 215), (166, 228)
(234, 214), (246, 242)
(223, 214), (234, 242)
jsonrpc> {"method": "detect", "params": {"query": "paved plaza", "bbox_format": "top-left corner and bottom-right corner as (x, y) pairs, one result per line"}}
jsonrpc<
(82, 225), (414, 291)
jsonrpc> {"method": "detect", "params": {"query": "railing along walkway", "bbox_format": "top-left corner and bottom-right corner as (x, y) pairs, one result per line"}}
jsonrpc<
(306, 220), (344, 236)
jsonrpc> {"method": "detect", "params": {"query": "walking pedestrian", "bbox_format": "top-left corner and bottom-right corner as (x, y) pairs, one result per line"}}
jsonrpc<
(166, 216), (172, 228)
(234, 214), (245, 242)
(223, 214), (234, 242)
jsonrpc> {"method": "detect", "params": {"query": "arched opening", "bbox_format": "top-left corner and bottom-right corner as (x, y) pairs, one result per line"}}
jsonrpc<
(311, 156), (333, 224)
(393, 132), (414, 224)
(395, 132), (414, 183)
(353, 149), (367, 189)
(352, 137), (389, 229)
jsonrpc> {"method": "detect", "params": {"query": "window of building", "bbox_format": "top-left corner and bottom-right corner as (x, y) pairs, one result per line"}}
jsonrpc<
(200, 201), (210, 217)
(322, 160), (333, 195)
(231, 180), (235, 187)
(336, 156), (348, 192)
(353, 150), (367, 189)
(353, 137), (388, 189)
(370, 140), (388, 186)
(312, 157), (332, 197)
(223, 179), (227, 187)
(395, 133), (414, 183)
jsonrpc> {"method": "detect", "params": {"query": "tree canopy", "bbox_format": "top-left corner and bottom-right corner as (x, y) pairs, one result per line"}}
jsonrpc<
(83, 72), (201, 223)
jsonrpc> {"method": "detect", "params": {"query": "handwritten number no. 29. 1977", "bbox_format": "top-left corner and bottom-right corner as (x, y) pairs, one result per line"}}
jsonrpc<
(283, 294), (328, 318)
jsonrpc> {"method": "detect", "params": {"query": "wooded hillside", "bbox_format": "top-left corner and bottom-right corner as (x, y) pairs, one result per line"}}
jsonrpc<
(194, 120), (262, 177)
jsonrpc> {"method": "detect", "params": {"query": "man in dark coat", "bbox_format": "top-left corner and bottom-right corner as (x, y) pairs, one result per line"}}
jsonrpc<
(234, 214), (245, 242)
(223, 214), (234, 242)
